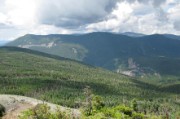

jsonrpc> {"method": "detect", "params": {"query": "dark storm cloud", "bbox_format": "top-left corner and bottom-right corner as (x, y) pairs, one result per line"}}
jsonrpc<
(38, 0), (118, 28)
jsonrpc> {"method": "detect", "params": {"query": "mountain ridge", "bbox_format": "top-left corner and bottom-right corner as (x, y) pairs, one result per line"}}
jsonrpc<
(6, 32), (180, 77)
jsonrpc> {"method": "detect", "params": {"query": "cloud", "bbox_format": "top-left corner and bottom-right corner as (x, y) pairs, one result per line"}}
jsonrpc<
(86, 1), (180, 34)
(158, 10), (169, 22)
(167, 3), (180, 31)
(37, 0), (118, 28)
(152, 0), (167, 6)
(0, 0), (180, 41)
(0, 23), (13, 29)
(173, 21), (180, 31)
(123, 0), (166, 7)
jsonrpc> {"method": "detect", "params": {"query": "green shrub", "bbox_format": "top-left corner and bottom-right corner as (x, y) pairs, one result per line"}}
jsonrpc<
(131, 99), (138, 112)
(132, 112), (144, 119)
(82, 87), (105, 116)
(103, 108), (122, 118)
(19, 104), (71, 119)
(55, 108), (71, 119)
(0, 104), (5, 117)
(85, 112), (106, 119)
(103, 108), (116, 117)
(92, 95), (105, 112)
(19, 104), (51, 119)
(115, 105), (133, 116)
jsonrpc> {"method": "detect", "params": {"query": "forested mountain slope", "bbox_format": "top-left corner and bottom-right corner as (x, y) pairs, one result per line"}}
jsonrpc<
(7, 32), (180, 77)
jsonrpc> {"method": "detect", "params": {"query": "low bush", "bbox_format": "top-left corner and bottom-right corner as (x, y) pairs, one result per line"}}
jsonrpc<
(19, 104), (72, 119)
(0, 104), (5, 117)
(115, 105), (133, 116)
(132, 112), (144, 119)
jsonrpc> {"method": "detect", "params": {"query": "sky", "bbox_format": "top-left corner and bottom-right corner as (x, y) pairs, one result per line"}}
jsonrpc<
(0, 0), (180, 41)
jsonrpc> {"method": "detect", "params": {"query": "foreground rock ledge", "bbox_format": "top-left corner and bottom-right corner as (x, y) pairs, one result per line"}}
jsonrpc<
(0, 94), (80, 119)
